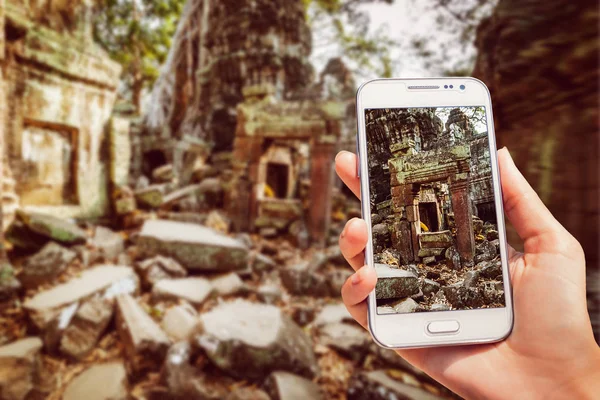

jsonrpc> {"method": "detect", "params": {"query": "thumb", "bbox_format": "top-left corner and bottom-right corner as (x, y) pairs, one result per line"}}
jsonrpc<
(498, 147), (571, 254)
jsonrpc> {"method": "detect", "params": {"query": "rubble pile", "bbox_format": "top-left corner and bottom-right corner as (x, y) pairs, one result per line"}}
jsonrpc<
(375, 217), (504, 313)
(0, 199), (458, 399)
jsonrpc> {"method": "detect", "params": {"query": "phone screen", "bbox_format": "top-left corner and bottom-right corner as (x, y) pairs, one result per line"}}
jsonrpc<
(365, 106), (506, 314)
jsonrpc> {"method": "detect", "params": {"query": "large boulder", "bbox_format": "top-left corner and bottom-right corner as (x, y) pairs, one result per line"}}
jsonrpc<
(193, 299), (319, 379)
(374, 264), (419, 300)
(19, 242), (76, 289)
(0, 337), (43, 400)
(137, 220), (249, 271)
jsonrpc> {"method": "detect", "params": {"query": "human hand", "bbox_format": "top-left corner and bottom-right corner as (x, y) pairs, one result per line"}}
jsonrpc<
(335, 148), (600, 399)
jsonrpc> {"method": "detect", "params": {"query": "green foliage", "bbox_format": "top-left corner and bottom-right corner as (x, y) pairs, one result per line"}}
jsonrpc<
(94, 0), (186, 111)
(305, 0), (397, 78)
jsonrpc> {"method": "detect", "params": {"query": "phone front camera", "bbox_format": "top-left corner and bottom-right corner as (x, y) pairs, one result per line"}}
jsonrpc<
(460, 84), (466, 91)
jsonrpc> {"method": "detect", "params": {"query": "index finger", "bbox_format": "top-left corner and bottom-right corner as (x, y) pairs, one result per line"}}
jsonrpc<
(335, 151), (360, 199)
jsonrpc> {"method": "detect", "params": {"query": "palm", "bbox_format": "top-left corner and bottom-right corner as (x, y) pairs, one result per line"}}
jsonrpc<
(398, 246), (593, 399)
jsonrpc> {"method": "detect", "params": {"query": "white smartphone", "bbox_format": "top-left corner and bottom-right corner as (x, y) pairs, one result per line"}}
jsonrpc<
(356, 78), (513, 348)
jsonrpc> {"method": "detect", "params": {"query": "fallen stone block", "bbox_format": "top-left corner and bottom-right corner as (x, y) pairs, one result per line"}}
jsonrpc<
(193, 299), (318, 379)
(160, 184), (201, 210)
(20, 242), (76, 289)
(16, 210), (87, 246)
(264, 371), (322, 400)
(391, 297), (419, 313)
(92, 226), (125, 262)
(280, 262), (330, 297)
(419, 230), (452, 249)
(210, 273), (244, 296)
(313, 303), (353, 327)
(475, 240), (498, 263)
(442, 283), (484, 309)
(257, 283), (283, 305)
(115, 294), (171, 374)
(152, 278), (213, 305)
(136, 255), (188, 287)
(348, 370), (444, 400)
(417, 247), (445, 258)
(59, 297), (114, 360)
(135, 184), (166, 209)
(138, 220), (249, 271)
(463, 270), (481, 288)
(374, 264), (419, 300)
(250, 252), (277, 273)
(62, 361), (128, 400)
(163, 341), (229, 399)
(421, 279), (441, 297)
(24, 265), (138, 349)
(319, 322), (370, 361)
(0, 337), (43, 400)
(479, 259), (502, 279)
(161, 303), (198, 341)
(152, 164), (174, 183)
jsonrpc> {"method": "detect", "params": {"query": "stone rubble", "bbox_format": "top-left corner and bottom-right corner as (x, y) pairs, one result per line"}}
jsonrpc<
(193, 299), (319, 380)
(152, 277), (213, 305)
(62, 361), (128, 400)
(115, 294), (171, 374)
(0, 337), (43, 400)
(137, 219), (249, 271)
(19, 242), (76, 289)
(263, 371), (323, 400)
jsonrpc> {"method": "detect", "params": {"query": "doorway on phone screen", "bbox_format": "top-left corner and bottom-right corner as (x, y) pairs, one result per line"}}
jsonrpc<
(365, 107), (505, 315)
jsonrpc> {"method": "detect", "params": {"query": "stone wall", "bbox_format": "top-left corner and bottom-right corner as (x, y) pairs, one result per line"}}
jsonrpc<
(1, 0), (121, 221)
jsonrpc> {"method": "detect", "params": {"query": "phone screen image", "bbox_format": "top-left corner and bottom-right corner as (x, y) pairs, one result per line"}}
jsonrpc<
(365, 106), (506, 314)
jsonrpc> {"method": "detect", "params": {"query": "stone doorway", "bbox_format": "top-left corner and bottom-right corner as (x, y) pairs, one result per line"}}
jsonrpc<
(19, 126), (77, 206)
(266, 163), (289, 199)
(418, 202), (439, 232)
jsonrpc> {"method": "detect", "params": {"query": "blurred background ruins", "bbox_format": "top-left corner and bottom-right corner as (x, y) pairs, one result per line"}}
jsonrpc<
(0, 0), (597, 399)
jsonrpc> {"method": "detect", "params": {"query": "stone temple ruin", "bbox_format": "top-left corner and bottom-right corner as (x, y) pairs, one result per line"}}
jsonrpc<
(367, 107), (505, 313)
(0, 0), (124, 228)
(0, 2), (456, 399)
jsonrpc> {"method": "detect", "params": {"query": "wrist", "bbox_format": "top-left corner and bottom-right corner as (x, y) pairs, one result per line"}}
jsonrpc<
(553, 349), (600, 399)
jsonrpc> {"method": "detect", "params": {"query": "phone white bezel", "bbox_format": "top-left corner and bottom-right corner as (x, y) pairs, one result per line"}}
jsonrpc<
(356, 77), (514, 349)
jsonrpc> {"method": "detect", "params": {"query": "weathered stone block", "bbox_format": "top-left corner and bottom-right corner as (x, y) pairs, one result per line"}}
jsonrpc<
(374, 264), (419, 300)
(20, 242), (76, 289)
(137, 220), (249, 271)
(419, 230), (453, 249)
(193, 300), (319, 379)
(0, 337), (43, 400)
(62, 362), (128, 400)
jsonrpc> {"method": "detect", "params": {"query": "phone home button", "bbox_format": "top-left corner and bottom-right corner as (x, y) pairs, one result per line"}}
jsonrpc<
(427, 320), (460, 334)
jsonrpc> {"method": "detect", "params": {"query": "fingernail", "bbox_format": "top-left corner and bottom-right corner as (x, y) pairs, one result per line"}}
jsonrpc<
(352, 266), (367, 285)
(335, 150), (350, 162)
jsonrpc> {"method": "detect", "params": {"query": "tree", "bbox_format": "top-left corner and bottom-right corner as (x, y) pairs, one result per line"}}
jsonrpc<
(93, 0), (186, 113)
(304, 0), (398, 78)
(407, 0), (498, 76)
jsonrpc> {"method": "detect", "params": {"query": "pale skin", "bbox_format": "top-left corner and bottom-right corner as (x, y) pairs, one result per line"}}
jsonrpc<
(335, 147), (600, 400)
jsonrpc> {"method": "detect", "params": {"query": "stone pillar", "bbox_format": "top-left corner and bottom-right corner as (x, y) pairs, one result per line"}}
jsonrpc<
(308, 140), (336, 247)
(391, 183), (419, 264)
(229, 136), (263, 232)
(450, 178), (475, 264)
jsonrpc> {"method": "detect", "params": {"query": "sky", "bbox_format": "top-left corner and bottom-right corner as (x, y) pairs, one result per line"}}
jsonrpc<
(310, 0), (484, 81)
